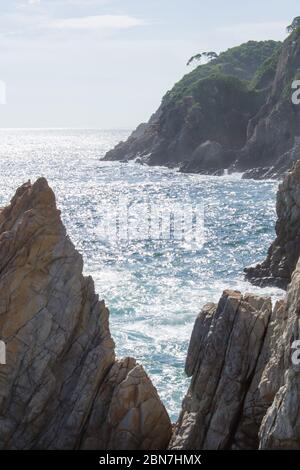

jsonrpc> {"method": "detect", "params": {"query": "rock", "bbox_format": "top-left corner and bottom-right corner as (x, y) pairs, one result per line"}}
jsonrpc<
(242, 167), (275, 180)
(179, 141), (236, 175)
(236, 30), (300, 177)
(170, 290), (274, 449)
(81, 357), (171, 450)
(259, 261), (300, 449)
(171, 227), (300, 451)
(0, 178), (171, 450)
(245, 160), (300, 289)
(104, 41), (280, 173)
(170, 283), (300, 450)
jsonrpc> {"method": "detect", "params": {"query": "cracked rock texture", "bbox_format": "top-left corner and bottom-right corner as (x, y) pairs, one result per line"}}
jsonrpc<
(170, 287), (300, 449)
(170, 291), (276, 449)
(170, 159), (300, 449)
(245, 160), (300, 289)
(0, 178), (171, 450)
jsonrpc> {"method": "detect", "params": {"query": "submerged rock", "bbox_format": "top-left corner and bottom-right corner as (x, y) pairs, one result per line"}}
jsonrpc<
(0, 178), (171, 450)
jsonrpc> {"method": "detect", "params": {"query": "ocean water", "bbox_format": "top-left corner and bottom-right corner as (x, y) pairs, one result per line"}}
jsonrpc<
(0, 129), (284, 421)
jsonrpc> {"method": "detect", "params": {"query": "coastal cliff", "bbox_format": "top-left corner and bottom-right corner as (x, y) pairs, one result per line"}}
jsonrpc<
(104, 40), (280, 175)
(170, 162), (300, 449)
(238, 27), (300, 179)
(170, 257), (300, 449)
(2, 168), (300, 449)
(0, 178), (171, 450)
(104, 25), (300, 179)
(245, 161), (300, 288)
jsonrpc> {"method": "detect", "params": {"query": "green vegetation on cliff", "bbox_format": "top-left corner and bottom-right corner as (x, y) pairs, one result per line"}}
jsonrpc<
(163, 40), (281, 107)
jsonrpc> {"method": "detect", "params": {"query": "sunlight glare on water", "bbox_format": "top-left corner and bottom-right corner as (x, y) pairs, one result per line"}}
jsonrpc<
(0, 129), (284, 421)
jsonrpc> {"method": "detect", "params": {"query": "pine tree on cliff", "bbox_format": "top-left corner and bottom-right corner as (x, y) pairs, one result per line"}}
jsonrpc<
(287, 16), (300, 33)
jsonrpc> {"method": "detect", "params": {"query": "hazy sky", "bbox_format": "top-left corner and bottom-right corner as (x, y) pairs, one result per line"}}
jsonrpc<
(0, 0), (298, 128)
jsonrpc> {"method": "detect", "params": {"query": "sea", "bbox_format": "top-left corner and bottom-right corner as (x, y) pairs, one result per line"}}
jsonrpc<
(0, 128), (284, 421)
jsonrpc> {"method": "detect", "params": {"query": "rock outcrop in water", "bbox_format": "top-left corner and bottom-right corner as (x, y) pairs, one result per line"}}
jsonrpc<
(104, 24), (300, 179)
(245, 160), (300, 289)
(0, 178), (171, 450)
(104, 41), (281, 175)
(2, 173), (300, 450)
(170, 160), (300, 449)
(170, 291), (277, 449)
(237, 27), (300, 179)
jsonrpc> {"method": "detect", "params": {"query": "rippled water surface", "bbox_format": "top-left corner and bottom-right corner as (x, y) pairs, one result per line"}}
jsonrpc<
(0, 129), (284, 421)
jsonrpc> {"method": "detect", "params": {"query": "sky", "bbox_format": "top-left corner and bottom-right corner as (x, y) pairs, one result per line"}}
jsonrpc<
(0, 0), (299, 128)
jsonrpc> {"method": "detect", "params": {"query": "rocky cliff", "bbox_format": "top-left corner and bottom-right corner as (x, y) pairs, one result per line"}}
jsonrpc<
(237, 27), (300, 179)
(245, 160), (300, 289)
(104, 41), (280, 175)
(170, 162), (300, 450)
(0, 178), (171, 450)
(2, 171), (300, 450)
(104, 25), (300, 179)
(170, 264), (300, 449)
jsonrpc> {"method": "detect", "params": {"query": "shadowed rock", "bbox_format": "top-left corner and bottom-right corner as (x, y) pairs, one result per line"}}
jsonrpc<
(170, 290), (276, 449)
(245, 160), (300, 289)
(0, 178), (171, 450)
(171, 263), (300, 449)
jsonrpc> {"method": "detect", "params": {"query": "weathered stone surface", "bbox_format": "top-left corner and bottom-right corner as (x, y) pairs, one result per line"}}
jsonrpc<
(259, 261), (300, 449)
(245, 160), (300, 289)
(81, 357), (171, 450)
(0, 178), (172, 450)
(104, 41), (280, 174)
(170, 156), (300, 450)
(170, 291), (274, 449)
(236, 30), (300, 178)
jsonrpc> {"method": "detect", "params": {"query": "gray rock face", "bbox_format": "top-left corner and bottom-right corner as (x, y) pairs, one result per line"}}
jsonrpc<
(170, 156), (300, 450)
(236, 31), (300, 178)
(0, 178), (171, 450)
(245, 160), (300, 289)
(258, 259), (300, 449)
(170, 285), (300, 450)
(104, 41), (280, 174)
(179, 141), (236, 175)
(170, 291), (276, 449)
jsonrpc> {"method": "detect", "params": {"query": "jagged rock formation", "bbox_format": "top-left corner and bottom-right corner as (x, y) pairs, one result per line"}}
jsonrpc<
(104, 25), (300, 179)
(259, 263), (300, 449)
(0, 178), (171, 450)
(169, 286), (299, 449)
(2, 174), (300, 451)
(169, 291), (276, 449)
(104, 41), (280, 174)
(245, 160), (300, 289)
(170, 159), (300, 449)
(238, 28), (300, 178)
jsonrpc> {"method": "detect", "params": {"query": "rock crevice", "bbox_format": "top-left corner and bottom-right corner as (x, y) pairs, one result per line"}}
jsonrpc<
(0, 178), (171, 450)
(2, 168), (300, 450)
